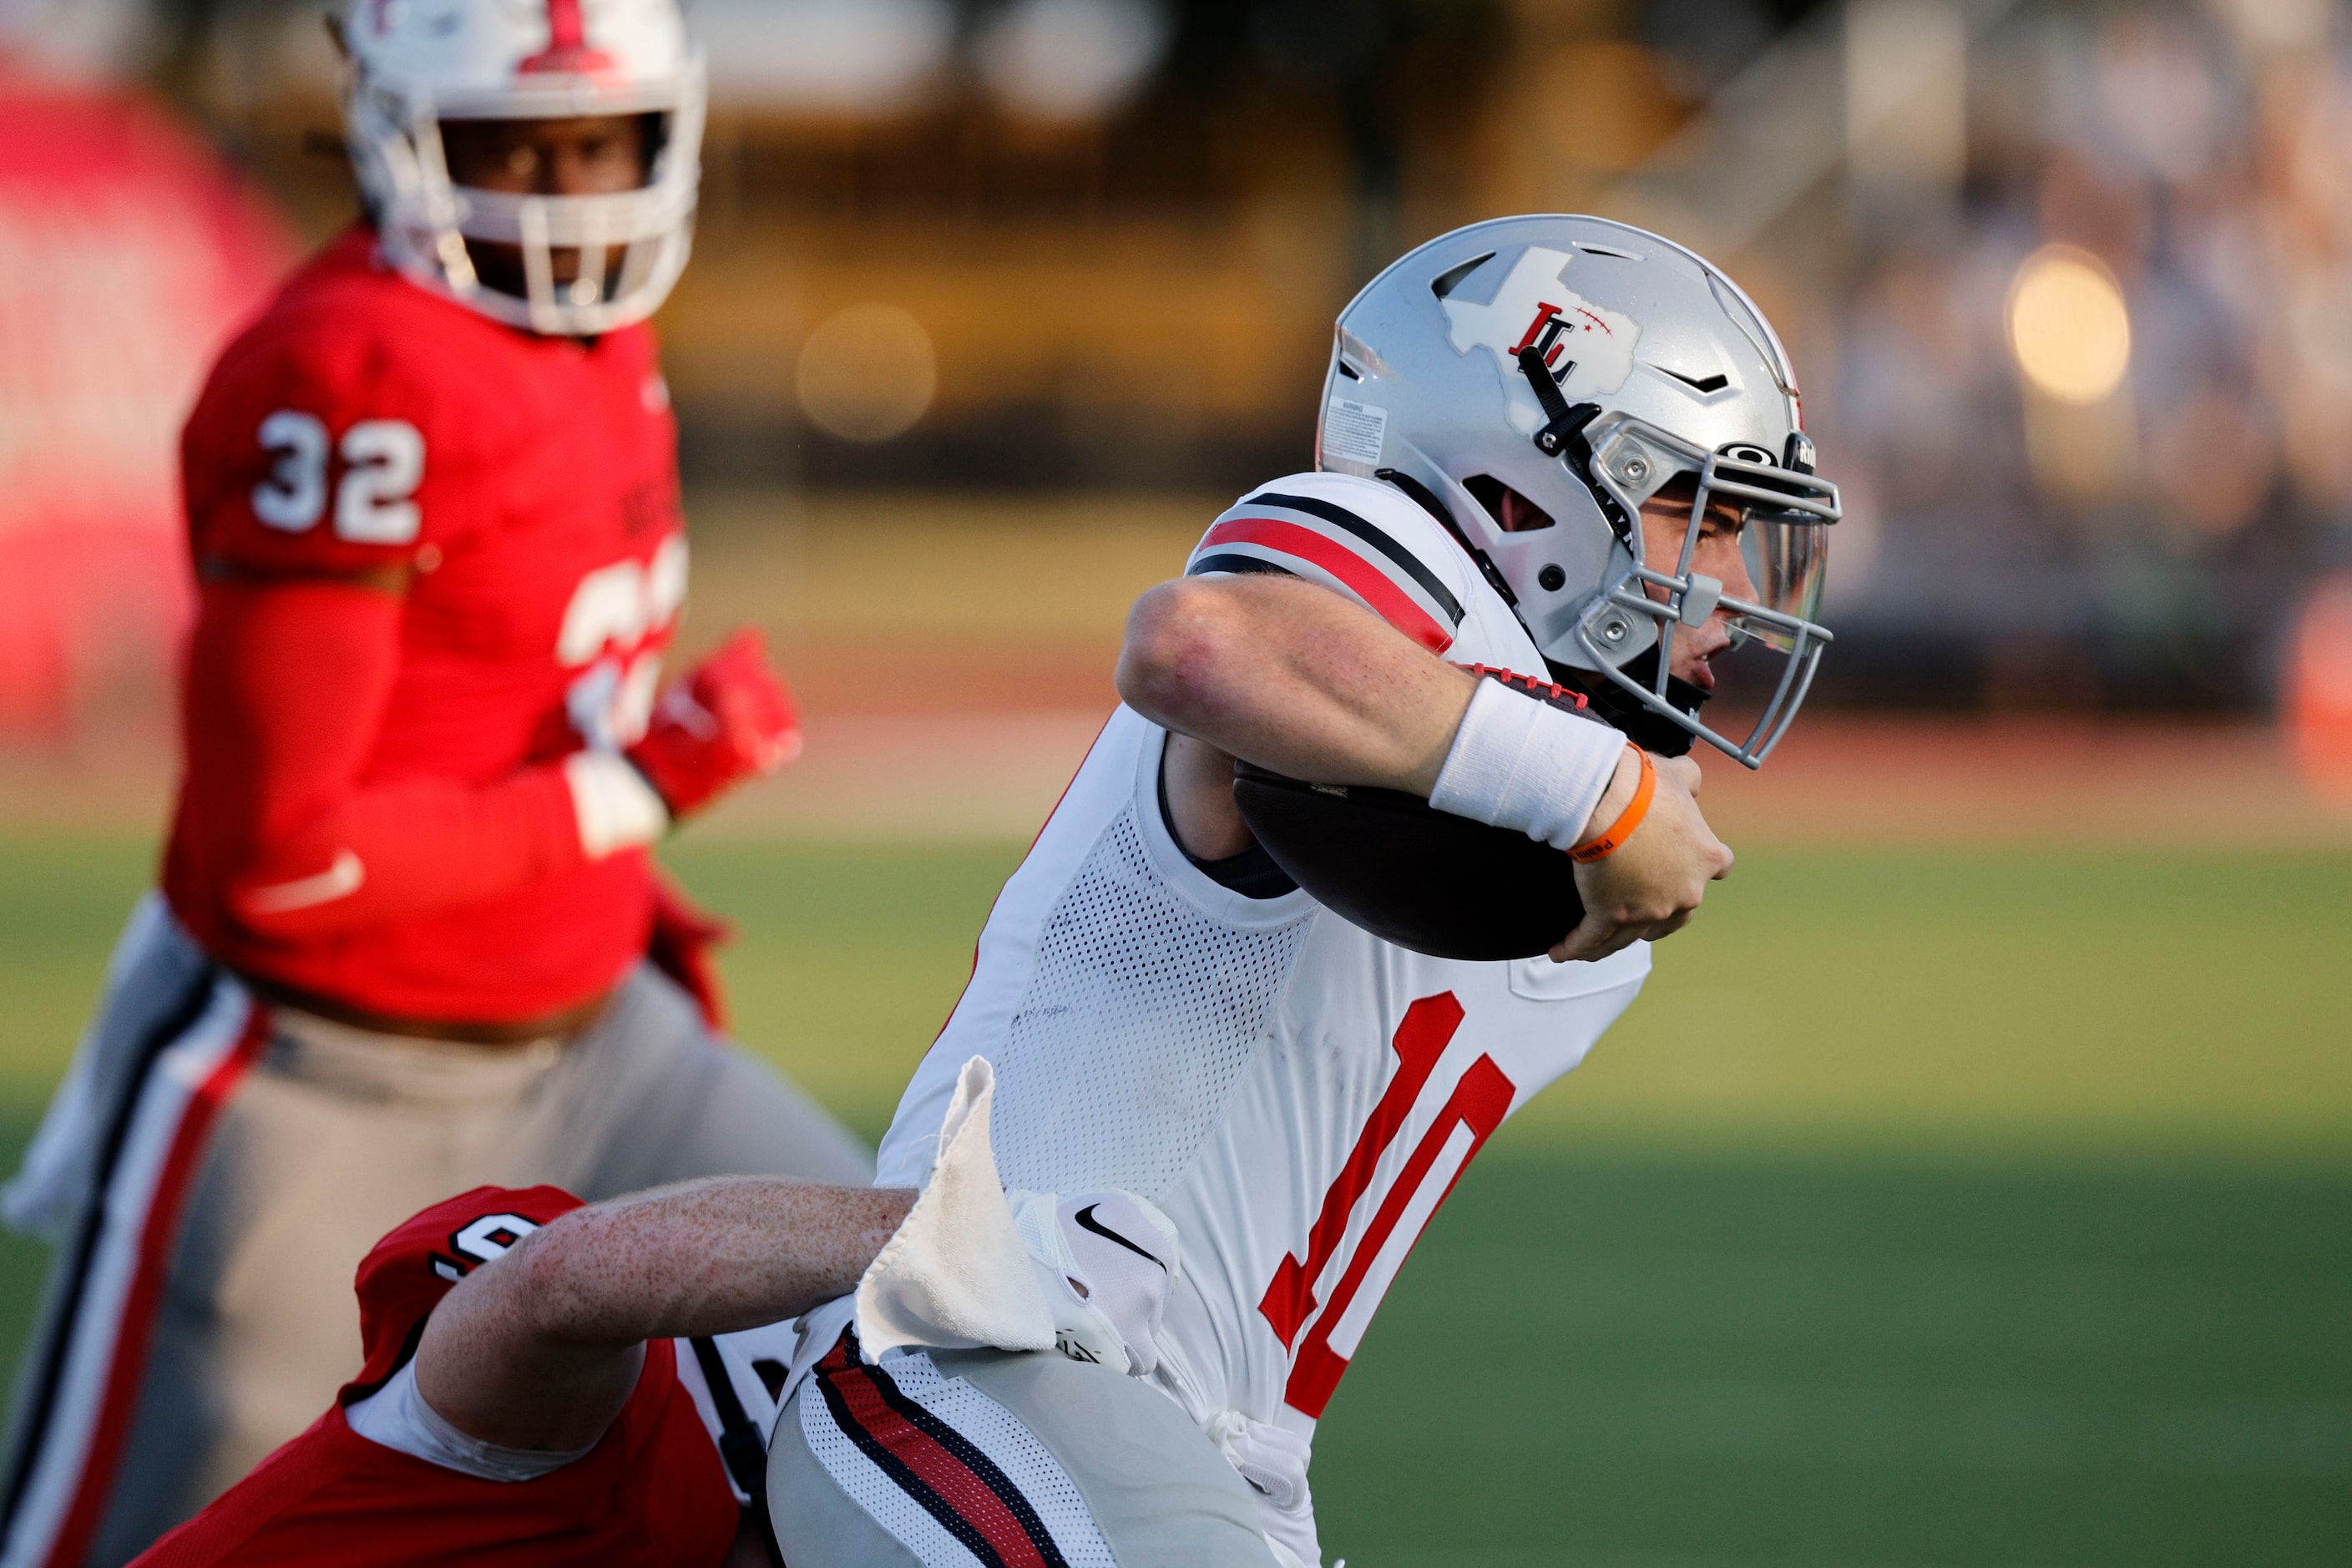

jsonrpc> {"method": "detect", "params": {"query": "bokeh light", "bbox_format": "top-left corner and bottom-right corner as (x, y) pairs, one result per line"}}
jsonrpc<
(2006, 245), (2133, 405)
(974, 0), (1170, 124)
(796, 304), (938, 443)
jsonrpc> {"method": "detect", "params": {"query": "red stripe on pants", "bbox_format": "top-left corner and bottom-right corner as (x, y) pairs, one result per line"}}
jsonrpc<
(42, 1004), (267, 1568)
(823, 1352), (1055, 1568)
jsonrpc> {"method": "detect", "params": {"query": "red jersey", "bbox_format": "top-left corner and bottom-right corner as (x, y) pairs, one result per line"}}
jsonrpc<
(163, 227), (685, 1022)
(132, 1186), (739, 1568)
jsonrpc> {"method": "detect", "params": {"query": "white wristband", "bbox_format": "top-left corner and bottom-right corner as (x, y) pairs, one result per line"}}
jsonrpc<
(1429, 676), (1624, 851)
(564, 751), (670, 859)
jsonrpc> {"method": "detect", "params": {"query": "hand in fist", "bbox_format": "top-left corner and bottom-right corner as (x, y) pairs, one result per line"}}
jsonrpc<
(625, 629), (802, 819)
(1553, 752), (1732, 963)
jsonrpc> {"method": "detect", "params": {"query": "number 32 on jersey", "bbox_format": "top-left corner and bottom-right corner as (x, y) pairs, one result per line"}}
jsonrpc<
(1260, 991), (1515, 1419)
(251, 409), (426, 545)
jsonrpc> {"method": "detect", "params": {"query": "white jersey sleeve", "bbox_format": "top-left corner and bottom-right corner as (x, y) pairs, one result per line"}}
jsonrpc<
(345, 1360), (594, 1482)
(346, 1333), (774, 1500)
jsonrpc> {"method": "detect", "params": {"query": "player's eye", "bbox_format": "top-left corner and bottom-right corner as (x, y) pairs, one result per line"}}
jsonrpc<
(503, 144), (539, 179)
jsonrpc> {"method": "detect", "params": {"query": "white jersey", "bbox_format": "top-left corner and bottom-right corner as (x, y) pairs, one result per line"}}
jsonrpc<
(875, 471), (1650, 1441)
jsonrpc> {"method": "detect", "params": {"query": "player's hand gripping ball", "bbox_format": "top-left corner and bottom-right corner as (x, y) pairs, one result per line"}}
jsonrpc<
(1232, 667), (1600, 962)
(625, 629), (803, 818)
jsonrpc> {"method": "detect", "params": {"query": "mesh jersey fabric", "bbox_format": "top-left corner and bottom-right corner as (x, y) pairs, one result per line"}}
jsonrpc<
(873, 473), (1656, 1457)
(990, 807), (1308, 1201)
(164, 225), (685, 1023)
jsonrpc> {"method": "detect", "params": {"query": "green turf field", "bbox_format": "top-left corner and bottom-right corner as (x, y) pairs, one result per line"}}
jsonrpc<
(0, 836), (2345, 1564)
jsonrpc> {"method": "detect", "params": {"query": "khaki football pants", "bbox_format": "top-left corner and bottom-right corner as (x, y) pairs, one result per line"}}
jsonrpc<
(0, 902), (871, 1568)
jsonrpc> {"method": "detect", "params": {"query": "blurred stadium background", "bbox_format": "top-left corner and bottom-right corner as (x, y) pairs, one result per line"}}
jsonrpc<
(2, 0), (2349, 1561)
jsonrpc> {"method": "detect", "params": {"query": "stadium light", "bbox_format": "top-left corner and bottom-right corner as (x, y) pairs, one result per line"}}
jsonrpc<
(2006, 245), (2132, 405)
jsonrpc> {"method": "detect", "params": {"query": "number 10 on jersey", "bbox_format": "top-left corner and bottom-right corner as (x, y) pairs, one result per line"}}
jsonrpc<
(1260, 991), (1516, 1418)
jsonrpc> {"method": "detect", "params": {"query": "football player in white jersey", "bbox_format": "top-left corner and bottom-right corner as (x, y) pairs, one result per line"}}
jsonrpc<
(766, 215), (1839, 1568)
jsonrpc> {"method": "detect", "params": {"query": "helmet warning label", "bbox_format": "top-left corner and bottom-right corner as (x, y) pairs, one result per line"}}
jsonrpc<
(1323, 397), (1388, 467)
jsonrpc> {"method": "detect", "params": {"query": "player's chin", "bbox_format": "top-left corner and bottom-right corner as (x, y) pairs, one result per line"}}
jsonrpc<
(1671, 653), (1718, 691)
(1671, 628), (1736, 690)
(462, 240), (530, 297)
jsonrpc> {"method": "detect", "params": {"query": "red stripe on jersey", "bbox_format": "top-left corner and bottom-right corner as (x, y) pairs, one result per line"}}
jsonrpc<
(45, 1004), (269, 1568)
(1199, 518), (1454, 652)
(818, 1343), (1060, 1568)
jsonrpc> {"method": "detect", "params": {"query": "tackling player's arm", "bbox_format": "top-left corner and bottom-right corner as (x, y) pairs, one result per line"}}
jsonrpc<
(1119, 490), (1739, 961)
(415, 1178), (915, 1454)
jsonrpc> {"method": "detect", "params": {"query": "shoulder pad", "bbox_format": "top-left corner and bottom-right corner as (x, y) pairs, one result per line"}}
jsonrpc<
(184, 300), (488, 572)
(1187, 472), (1470, 655)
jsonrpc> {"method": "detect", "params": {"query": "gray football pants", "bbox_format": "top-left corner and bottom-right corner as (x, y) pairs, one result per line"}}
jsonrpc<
(770, 1333), (1282, 1567)
(0, 898), (871, 1568)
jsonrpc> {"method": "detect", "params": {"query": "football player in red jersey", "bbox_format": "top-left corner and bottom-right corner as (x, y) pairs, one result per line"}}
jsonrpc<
(0, 3), (868, 1565)
(130, 1180), (916, 1568)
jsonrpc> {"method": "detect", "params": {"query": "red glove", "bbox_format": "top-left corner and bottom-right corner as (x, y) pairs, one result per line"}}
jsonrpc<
(647, 873), (733, 1030)
(625, 629), (802, 819)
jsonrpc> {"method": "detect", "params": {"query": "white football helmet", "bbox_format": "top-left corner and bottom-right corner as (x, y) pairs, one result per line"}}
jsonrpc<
(338, 0), (704, 336)
(1320, 215), (1839, 766)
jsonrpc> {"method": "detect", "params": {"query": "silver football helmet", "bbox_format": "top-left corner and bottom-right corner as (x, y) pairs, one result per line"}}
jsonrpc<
(1318, 215), (1839, 766)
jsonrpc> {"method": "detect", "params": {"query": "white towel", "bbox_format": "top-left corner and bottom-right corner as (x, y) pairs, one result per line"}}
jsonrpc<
(852, 1057), (1055, 1363)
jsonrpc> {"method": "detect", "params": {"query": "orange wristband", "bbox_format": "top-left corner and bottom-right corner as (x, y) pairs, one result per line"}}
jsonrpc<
(1569, 746), (1656, 863)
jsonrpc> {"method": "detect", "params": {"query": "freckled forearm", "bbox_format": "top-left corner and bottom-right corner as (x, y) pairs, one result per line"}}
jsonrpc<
(524, 1179), (916, 1345)
(417, 1178), (913, 1449)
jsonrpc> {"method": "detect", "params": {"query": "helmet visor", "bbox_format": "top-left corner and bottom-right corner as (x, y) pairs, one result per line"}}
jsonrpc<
(1734, 514), (1828, 653)
(1692, 445), (1836, 655)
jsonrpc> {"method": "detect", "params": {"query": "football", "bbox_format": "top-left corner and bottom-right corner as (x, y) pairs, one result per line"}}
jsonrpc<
(1231, 669), (1606, 962)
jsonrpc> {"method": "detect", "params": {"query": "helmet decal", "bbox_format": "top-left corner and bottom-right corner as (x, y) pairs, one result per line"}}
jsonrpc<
(521, 0), (617, 75)
(1441, 247), (1641, 437)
